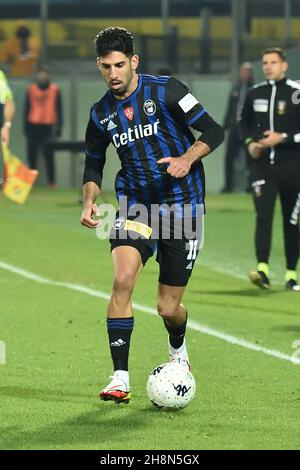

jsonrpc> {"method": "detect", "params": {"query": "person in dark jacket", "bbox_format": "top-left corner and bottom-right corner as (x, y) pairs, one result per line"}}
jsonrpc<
(240, 48), (300, 291)
(222, 62), (253, 193)
(24, 66), (63, 188)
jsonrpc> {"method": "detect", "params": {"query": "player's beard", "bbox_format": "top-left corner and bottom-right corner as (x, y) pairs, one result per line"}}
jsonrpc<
(110, 70), (134, 97)
(111, 84), (126, 97)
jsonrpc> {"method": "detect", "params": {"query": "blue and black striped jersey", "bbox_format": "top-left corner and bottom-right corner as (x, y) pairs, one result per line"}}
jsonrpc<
(84, 74), (222, 210)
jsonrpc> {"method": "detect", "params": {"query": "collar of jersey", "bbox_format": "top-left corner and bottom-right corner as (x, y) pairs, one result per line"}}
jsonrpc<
(108, 74), (142, 104)
(268, 77), (286, 86)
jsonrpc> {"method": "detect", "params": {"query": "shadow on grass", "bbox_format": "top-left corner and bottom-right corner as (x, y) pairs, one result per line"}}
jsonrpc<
(189, 288), (277, 297)
(0, 398), (194, 450)
(188, 290), (298, 316)
(0, 407), (141, 449)
(0, 385), (92, 402)
(270, 325), (300, 333)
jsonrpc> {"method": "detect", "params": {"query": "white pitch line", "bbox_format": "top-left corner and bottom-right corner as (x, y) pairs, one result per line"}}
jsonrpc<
(0, 260), (299, 365)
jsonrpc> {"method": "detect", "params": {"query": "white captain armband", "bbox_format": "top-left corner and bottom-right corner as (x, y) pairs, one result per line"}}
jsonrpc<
(178, 93), (199, 113)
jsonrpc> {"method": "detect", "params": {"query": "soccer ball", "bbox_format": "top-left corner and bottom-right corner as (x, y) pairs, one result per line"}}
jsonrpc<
(146, 362), (196, 410)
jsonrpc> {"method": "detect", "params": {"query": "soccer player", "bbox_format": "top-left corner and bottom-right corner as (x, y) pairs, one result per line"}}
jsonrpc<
(81, 27), (224, 403)
(240, 48), (300, 291)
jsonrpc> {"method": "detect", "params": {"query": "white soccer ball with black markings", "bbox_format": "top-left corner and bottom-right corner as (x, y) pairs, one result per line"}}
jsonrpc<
(146, 362), (196, 410)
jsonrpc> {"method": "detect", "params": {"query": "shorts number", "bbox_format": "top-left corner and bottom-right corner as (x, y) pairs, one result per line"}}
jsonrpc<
(187, 240), (198, 260)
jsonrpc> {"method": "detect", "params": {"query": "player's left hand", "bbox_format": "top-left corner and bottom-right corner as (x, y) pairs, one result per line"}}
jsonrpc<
(157, 156), (191, 178)
(259, 131), (284, 147)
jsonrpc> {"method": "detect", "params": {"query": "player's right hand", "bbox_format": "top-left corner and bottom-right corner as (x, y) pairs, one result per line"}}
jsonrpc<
(80, 203), (101, 228)
(248, 142), (265, 159)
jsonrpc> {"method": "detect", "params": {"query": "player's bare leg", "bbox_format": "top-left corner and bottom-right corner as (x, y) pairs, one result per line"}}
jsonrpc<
(157, 284), (190, 369)
(108, 246), (143, 317)
(100, 246), (143, 403)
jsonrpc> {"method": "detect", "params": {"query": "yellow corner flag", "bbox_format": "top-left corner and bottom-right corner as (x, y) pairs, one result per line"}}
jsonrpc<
(1, 143), (38, 204)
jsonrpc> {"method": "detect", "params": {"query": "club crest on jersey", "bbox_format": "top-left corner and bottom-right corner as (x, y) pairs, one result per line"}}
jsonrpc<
(124, 107), (134, 121)
(277, 100), (286, 115)
(113, 217), (126, 230)
(143, 99), (156, 116)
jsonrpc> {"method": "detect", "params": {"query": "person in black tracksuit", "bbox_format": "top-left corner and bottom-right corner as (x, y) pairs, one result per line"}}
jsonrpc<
(222, 62), (253, 192)
(240, 48), (300, 291)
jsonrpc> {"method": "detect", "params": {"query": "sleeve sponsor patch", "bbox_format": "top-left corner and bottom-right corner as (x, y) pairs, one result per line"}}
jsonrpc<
(178, 93), (199, 113)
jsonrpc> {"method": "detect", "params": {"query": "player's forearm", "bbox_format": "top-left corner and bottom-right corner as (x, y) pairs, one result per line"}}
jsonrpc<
(184, 122), (225, 164)
(192, 115), (224, 155)
(238, 102), (254, 144)
(183, 140), (211, 165)
(83, 181), (101, 205)
(238, 118), (253, 144)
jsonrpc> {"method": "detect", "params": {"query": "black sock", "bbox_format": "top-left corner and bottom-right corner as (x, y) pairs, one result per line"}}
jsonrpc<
(163, 315), (187, 349)
(107, 317), (134, 371)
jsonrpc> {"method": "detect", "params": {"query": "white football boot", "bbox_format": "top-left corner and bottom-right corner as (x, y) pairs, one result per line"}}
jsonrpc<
(99, 370), (131, 404)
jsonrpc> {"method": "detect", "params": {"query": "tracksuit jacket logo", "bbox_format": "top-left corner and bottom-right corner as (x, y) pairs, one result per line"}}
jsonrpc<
(112, 119), (160, 148)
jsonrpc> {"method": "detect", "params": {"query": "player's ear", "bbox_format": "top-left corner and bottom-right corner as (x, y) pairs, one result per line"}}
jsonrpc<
(96, 57), (101, 70)
(131, 54), (139, 72)
(283, 61), (288, 73)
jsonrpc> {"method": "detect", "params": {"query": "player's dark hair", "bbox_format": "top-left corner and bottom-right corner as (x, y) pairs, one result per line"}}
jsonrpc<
(94, 27), (134, 57)
(262, 47), (287, 62)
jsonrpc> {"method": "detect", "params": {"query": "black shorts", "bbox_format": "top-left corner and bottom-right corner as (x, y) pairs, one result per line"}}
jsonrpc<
(109, 207), (203, 287)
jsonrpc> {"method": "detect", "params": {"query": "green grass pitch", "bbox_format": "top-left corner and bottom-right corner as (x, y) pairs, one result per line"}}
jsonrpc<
(0, 189), (299, 450)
